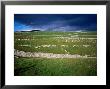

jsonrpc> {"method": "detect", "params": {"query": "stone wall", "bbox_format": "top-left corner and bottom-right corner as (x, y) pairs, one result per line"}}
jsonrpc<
(14, 49), (96, 59)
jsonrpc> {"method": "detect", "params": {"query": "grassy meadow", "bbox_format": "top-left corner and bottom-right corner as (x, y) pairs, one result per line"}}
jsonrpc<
(14, 31), (97, 76)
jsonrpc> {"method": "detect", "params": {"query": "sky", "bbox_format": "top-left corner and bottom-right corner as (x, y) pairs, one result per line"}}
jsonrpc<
(14, 14), (97, 32)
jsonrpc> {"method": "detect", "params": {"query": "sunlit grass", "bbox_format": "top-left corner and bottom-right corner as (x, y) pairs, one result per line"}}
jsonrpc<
(14, 57), (97, 76)
(14, 31), (97, 56)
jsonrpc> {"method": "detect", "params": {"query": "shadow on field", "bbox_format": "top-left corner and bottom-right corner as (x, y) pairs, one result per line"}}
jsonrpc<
(14, 65), (37, 76)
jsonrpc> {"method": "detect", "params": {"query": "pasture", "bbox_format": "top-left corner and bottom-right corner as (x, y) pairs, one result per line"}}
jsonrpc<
(14, 31), (97, 76)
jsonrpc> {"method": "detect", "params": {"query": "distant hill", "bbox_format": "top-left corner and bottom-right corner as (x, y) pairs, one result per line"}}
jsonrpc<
(16, 30), (41, 32)
(30, 30), (41, 32)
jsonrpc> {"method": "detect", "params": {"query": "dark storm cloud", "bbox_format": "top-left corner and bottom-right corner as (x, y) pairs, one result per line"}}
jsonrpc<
(14, 14), (97, 32)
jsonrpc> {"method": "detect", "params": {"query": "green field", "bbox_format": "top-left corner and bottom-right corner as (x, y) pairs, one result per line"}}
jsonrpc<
(14, 31), (97, 76)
